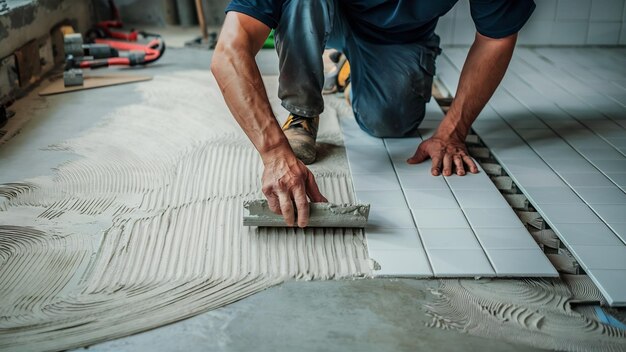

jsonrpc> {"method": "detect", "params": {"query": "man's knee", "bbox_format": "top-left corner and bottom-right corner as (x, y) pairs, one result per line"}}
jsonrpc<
(353, 99), (426, 138)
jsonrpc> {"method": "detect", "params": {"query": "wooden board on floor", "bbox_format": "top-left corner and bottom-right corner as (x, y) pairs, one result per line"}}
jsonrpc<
(39, 74), (152, 96)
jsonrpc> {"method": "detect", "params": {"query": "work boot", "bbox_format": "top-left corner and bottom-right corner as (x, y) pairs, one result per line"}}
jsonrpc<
(282, 114), (319, 165)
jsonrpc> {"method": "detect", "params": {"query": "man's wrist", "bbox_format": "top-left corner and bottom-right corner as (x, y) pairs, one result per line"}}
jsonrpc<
(434, 114), (469, 141)
(260, 142), (295, 165)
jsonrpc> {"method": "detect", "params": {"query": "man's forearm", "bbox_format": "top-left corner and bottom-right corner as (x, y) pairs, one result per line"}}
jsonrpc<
(436, 32), (517, 140)
(211, 20), (292, 163)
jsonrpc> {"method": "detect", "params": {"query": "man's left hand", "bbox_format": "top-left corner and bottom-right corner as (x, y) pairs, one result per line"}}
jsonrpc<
(407, 135), (479, 176)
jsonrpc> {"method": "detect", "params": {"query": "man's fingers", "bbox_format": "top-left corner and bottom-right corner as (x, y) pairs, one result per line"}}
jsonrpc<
(407, 145), (428, 164)
(293, 187), (309, 228)
(265, 193), (281, 215)
(430, 155), (442, 176)
(306, 172), (328, 203)
(442, 154), (453, 176)
(277, 192), (295, 226)
(462, 155), (479, 173)
(453, 155), (465, 176)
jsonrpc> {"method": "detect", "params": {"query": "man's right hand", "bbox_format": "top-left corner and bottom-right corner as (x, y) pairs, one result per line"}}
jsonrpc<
(261, 147), (327, 228)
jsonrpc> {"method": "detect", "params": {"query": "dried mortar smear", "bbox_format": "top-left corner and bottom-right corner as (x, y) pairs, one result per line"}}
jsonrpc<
(0, 71), (370, 352)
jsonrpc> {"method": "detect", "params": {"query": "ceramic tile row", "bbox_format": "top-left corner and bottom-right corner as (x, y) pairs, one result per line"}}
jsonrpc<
(387, 110), (556, 278)
(341, 106), (556, 278)
(439, 47), (626, 305)
(341, 114), (433, 277)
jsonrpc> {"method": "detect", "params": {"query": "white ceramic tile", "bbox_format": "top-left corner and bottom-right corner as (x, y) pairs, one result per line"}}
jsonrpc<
(397, 171), (449, 190)
(384, 138), (420, 159)
(365, 228), (423, 250)
(464, 207), (523, 228)
(452, 189), (511, 209)
(444, 172), (494, 190)
(551, 222), (624, 246)
(509, 171), (565, 187)
(369, 249), (432, 277)
(426, 249), (495, 277)
(590, 0), (625, 20)
(587, 22), (621, 45)
(473, 227), (540, 249)
(356, 190), (406, 208)
(547, 158), (598, 173)
(569, 245), (626, 269)
(496, 159), (553, 175)
(606, 172), (626, 187)
(345, 153), (389, 170)
(487, 249), (558, 277)
(524, 186), (582, 204)
(343, 129), (385, 148)
(351, 172), (400, 191)
(413, 208), (470, 229)
(551, 21), (589, 45)
(588, 269), (626, 306)
(560, 172), (616, 187)
(538, 204), (603, 223)
(535, 145), (586, 160)
(391, 158), (431, 174)
(579, 147), (625, 160)
(367, 207), (415, 229)
(556, 0), (592, 20)
(591, 204), (626, 223)
(591, 160), (626, 173)
(405, 189), (459, 209)
(574, 187), (626, 204)
(490, 146), (537, 159)
(419, 228), (482, 249)
(534, 0), (558, 19)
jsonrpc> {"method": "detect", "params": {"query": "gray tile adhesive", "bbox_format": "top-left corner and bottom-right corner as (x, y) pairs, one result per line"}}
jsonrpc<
(0, 73), (371, 352)
(1, 70), (625, 352)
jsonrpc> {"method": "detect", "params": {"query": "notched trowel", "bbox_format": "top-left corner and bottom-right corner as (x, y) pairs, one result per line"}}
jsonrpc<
(243, 199), (370, 228)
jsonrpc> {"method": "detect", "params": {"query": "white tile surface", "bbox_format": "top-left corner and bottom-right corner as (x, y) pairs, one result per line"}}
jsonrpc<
(405, 189), (459, 209)
(419, 228), (482, 249)
(473, 227), (540, 249)
(453, 189), (511, 209)
(524, 186), (582, 204)
(487, 249), (558, 277)
(367, 207), (415, 229)
(426, 249), (495, 277)
(588, 269), (626, 306)
(356, 190), (406, 208)
(574, 187), (626, 204)
(369, 249), (432, 277)
(569, 246), (626, 269)
(413, 208), (470, 229)
(444, 172), (494, 190)
(552, 223), (624, 246)
(464, 207), (524, 228)
(365, 228), (423, 250)
(539, 204), (603, 223)
(352, 172), (400, 191)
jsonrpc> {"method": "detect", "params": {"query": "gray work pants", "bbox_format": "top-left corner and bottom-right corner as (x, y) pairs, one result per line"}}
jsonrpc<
(274, 0), (441, 137)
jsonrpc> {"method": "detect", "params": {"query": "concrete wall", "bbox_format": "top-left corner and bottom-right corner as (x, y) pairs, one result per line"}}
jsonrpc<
(0, 0), (93, 59)
(91, 0), (229, 27)
(92, 0), (177, 26)
(438, 0), (626, 45)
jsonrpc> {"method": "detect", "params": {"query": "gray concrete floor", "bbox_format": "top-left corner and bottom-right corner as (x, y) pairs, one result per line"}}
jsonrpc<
(74, 279), (543, 352)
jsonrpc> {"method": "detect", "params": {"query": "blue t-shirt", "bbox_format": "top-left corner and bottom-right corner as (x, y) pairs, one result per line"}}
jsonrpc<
(225, 0), (535, 44)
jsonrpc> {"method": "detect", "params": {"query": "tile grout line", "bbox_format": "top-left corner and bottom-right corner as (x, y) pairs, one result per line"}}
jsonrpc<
(382, 137), (435, 276)
(444, 48), (626, 246)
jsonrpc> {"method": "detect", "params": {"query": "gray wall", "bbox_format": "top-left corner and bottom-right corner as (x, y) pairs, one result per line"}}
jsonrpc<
(438, 0), (626, 45)
(0, 0), (93, 59)
(92, 0), (229, 27)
